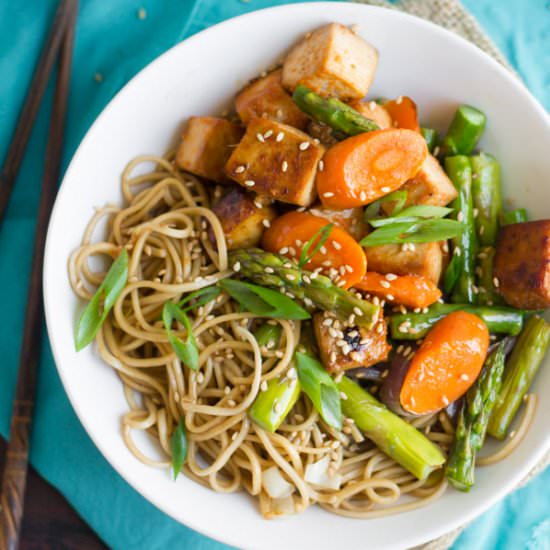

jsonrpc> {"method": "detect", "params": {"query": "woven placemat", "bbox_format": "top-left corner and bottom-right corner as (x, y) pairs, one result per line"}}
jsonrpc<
(352, 1), (549, 548)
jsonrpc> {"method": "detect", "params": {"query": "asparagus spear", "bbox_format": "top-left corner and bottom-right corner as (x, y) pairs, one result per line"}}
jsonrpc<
(229, 248), (380, 329)
(292, 85), (380, 136)
(476, 246), (503, 306)
(444, 156), (478, 303)
(249, 375), (301, 432)
(446, 343), (506, 491)
(421, 127), (438, 153)
(440, 105), (486, 156)
(389, 303), (524, 340)
(470, 153), (502, 247)
(488, 316), (550, 439)
(338, 377), (446, 480)
(501, 208), (528, 225)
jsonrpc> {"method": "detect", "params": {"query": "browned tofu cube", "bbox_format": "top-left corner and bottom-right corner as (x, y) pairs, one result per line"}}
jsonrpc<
(211, 187), (276, 250)
(366, 242), (444, 284)
(494, 220), (550, 309)
(348, 99), (392, 130)
(175, 117), (243, 183)
(235, 69), (309, 130)
(307, 205), (368, 241)
(313, 312), (390, 373)
(382, 155), (458, 214)
(225, 117), (324, 206)
(282, 23), (378, 100)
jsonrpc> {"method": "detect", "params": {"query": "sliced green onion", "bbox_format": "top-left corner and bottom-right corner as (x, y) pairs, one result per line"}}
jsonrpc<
(501, 208), (528, 225)
(295, 352), (342, 430)
(364, 190), (408, 221)
(368, 205), (453, 228)
(170, 419), (188, 479)
(178, 286), (222, 312)
(75, 248), (129, 351)
(162, 302), (199, 370)
(421, 127), (438, 153)
(299, 223), (334, 268)
(219, 279), (310, 320)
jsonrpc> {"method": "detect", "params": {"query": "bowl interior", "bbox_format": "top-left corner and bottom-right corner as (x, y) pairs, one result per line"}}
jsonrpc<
(44, 3), (550, 549)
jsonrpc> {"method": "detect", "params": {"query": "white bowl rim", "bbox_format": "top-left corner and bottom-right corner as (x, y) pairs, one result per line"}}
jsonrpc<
(43, 3), (550, 549)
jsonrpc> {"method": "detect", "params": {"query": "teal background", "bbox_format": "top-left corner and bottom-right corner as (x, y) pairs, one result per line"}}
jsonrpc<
(0, 1), (549, 548)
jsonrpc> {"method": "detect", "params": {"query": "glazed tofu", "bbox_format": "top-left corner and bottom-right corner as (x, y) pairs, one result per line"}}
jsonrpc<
(282, 23), (378, 100)
(366, 242), (444, 284)
(313, 313), (390, 373)
(211, 187), (276, 250)
(348, 99), (392, 130)
(235, 69), (309, 130)
(225, 117), (324, 206)
(176, 117), (243, 183)
(494, 220), (550, 309)
(383, 155), (458, 214)
(307, 206), (368, 241)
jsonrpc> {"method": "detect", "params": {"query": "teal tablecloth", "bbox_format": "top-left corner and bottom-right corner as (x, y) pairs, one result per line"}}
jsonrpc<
(1, 1), (549, 549)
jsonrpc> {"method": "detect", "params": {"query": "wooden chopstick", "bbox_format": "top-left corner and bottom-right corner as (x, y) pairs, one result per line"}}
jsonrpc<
(0, 2), (77, 549)
(0, 0), (77, 228)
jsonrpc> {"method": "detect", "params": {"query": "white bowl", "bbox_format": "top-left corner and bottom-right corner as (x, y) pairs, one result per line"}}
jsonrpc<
(43, 3), (550, 549)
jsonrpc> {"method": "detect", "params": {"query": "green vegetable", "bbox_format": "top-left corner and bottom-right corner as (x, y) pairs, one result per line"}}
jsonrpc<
(440, 105), (486, 156)
(292, 84), (380, 136)
(170, 419), (188, 479)
(75, 249), (129, 351)
(249, 376), (301, 432)
(501, 208), (528, 225)
(446, 343), (506, 491)
(476, 246), (503, 306)
(228, 249), (380, 329)
(444, 156), (478, 303)
(359, 218), (463, 247)
(470, 153), (502, 247)
(421, 127), (438, 153)
(178, 286), (222, 312)
(295, 352), (342, 430)
(364, 190), (408, 220)
(488, 316), (550, 439)
(254, 323), (283, 349)
(162, 302), (199, 370)
(219, 279), (310, 320)
(368, 205), (453, 228)
(390, 303), (524, 340)
(338, 377), (446, 480)
(299, 223), (334, 268)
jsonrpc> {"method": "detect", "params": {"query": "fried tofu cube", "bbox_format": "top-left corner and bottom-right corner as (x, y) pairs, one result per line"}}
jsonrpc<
(494, 220), (550, 309)
(282, 23), (379, 100)
(176, 117), (243, 183)
(366, 242), (444, 284)
(225, 118), (324, 206)
(211, 187), (276, 250)
(313, 313), (390, 373)
(235, 69), (309, 130)
(348, 99), (392, 130)
(307, 205), (368, 241)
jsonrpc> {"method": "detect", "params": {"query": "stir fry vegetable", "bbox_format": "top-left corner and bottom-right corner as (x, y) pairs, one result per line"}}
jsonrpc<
(383, 96), (420, 132)
(440, 105), (486, 156)
(421, 127), (438, 153)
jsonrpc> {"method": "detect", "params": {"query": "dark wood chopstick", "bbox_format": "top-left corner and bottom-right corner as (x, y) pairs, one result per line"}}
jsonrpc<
(0, 2), (77, 549)
(0, 0), (77, 228)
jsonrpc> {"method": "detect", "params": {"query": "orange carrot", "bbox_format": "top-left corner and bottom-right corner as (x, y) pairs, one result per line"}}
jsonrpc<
(355, 272), (441, 309)
(400, 311), (489, 415)
(384, 97), (421, 132)
(316, 129), (427, 209)
(262, 211), (366, 288)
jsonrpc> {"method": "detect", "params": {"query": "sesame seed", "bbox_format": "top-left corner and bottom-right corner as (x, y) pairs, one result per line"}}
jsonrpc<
(323, 192), (334, 198)
(442, 242), (449, 253)
(299, 141), (310, 151)
(441, 395), (449, 406)
(345, 265), (354, 273)
(376, 323), (384, 333)
(197, 372), (204, 383)
(281, 160), (288, 172)
(457, 211), (464, 222)
(224, 386), (231, 395)
(244, 180), (255, 187)
(235, 165), (246, 173)
(396, 96), (403, 104)
(422, 307), (429, 314)
(256, 133), (265, 142)
(409, 243), (416, 251)
(286, 274), (296, 281)
(509, 430), (517, 438)
(303, 275), (311, 284)
(339, 392), (348, 401)
(460, 374), (469, 381)
(381, 186), (391, 193)
(433, 146), (440, 156)
(254, 200), (263, 209)
(493, 277), (500, 288)
(273, 402), (281, 413)
(322, 318), (333, 327)
(454, 246), (462, 257)
(479, 226), (485, 235)
(369, 101), (377, 111)
(276, 131), (285, 142)
(318, 159), (325, 172)
(473, 208), (479, 218)
(385, 273), (398, 281)
(353, 307), (363, 316)
(288, 247), (296, 257)
(262, 219), (271, 228)
(360, 191), (367, 202)
(279, 247), (289, 254)
(332, 241), (342, 251)
(337, 280), (346, 287)
(399, 305), (407, 314)
(330, 351), (337, 362)
(233, 262), (241, 272)
(320, 245), (327, 255)
(380, 280), (391, 289)
(386, 294), (395, 301)
(228, 399), (236, 407)
(264, 130), (273, 139)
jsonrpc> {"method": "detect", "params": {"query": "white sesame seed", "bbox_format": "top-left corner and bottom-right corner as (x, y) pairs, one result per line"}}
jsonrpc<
(323, 192), (335, 198)
(264, 129), (273, 139)
(386, 294), (395, 301)
(256, 133), (265, 143)
(441, 395), (449, 406)
(244, 180), (255, 187)
(299, 141), (310, 151)
(262, 219), (271, 228)
(457, 211), (464, 222)
(353, 307), (363, 316)
(320, 245), (327, 255)
(460, 374), (469, 381)
(233, 262), (241, 272)
(442, 242), (449, 253)
(473, 208), (479, 218)
(493, 277), (500, 288)
(281, 160), (288, 172)
(228, 399), (236, 407)
(286, 274), (296, 281)
(509, 430), (517, 439)
(276, 131), (285, 142)
(368, 101), (377, 111)
(322, 318), (333, 327)
(381, 186), (391, 193)
(332, 241), (342, 250)
(433, 146), (440, 156)
(273, 402), (281, 413)
(360, 191), (367, 202)
(279, 247), (289, 254)
(318, 160), (324, 172)
(454, 246), (462, 257)
(396, 96), (403, 104)
(385, 273), (398, 281)
(380, 280), (391, 289)
(339, 392), (348, 401)
(235, 165), (246, 174)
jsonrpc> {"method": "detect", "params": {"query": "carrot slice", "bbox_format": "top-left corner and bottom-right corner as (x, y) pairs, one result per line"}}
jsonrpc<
(355, 272), (441, 309)
(261, 211), (366, 288)
(384, 97), (421, 132)
(400, 311), (489, 415)
(316, 129), (427, 209)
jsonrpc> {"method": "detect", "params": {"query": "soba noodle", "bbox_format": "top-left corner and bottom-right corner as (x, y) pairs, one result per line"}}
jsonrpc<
(69, 154), (471, 518)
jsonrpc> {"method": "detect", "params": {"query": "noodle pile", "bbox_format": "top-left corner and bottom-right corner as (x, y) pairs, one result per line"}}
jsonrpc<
(68, 154), (528, 519)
